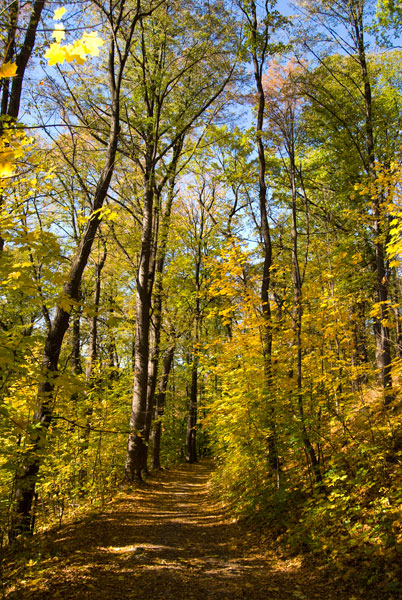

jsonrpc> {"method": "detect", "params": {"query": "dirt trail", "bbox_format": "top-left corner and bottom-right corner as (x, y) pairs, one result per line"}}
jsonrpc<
(5, 461), (361, 599)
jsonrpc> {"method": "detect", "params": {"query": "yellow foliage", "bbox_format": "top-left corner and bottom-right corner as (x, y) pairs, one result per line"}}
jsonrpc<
(0, 61), (17, 78)
(81, 32), (104, 57)
(0, 149), (17, 177)
(53, 22), (65, 43)
(45, 31), (104, 66)
(45, 43), (66, 66)
(0, 127), (33, 180)
(53, 7), (67, 20)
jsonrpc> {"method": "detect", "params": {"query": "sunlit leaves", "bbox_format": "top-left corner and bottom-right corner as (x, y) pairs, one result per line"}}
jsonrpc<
(53, 7), (67, 20)
(53, 22), (65, 44)
(45, 43), (66, 66)
(0, 61), (17, 78)
(0, 126), (33, 180)
(81, 32), (104, 57)
(45, 9), (104, 66)
(45, 33), (105, 66)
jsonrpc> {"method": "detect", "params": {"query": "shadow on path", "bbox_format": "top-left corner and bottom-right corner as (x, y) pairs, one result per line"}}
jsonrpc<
(6, 461), (360, 599)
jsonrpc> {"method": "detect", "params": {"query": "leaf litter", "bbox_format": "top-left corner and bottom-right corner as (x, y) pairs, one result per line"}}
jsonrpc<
(3, 461), (366, 599)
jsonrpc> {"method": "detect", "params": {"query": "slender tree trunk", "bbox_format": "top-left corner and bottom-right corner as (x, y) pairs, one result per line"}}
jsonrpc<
(0, 0), (46, 252)
(186, 357), (198, 463)
(150, 343), (175, 470)
(71, 306), (83, 378)
(107, 303), (119, 377)
(79, 247), (107, 485)
(7, 0), (46, 119)
(142, 319), (158, 475)
(70, 302), (82, 434)
(8, 22), (125, 538)
(248, 0), (279, 485)
(125, 157), (155, 482)
(289, 152), (323, 488)
(0, 0), (46, 120)
(351, 300), (368, 385)
(185, 217), (203, 464)
(142, 154), (180, 471)
(0, 0), (19, 117)
(354, 5), (393, 405)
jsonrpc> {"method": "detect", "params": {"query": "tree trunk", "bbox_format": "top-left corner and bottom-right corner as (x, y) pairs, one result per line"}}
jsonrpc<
(289, 152), (323, 489)
(0, 0), (46, 252)
(8, 21), (125, 538)
(7, 0), (46, 119)
(248, 0), (279, 486)
(71, 305), (83, 378)
(0, 0), (19, 117)
(142, 154), (181, 471)
(351, 300), (368, 385)
(150, 343), (175, 470)
(79, 247), (107, 485)
(125, 159), (155, 482)
(185, 213), (203, 464)
(353, 4), (393, 405)
(186, 356), (198, 464)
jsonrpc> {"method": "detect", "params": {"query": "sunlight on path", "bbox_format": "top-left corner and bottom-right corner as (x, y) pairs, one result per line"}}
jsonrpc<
(6, 461), (357, 600)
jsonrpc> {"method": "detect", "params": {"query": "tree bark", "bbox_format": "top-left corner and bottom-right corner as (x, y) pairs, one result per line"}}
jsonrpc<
(7, 0), (46, 119)
(150, 343), (175, 470)
(185, 219), (202, 464)
(247, 0), (280, 486)
(289, 149), (323, 489)
(0, 0), (46, 252)
(125, 157), (155, 482)
(142, 148), (181, 471)
(0, 0), (19, 117)
(79, 246), (107, 485)
(352, 1), (393, 405)
(7, 0), (142, 534)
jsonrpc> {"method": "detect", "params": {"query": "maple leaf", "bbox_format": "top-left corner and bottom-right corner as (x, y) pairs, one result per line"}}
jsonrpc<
(44, 43), (66, 66)
(81, 32), (104, 57)
(53, 7), (66, 20)
(0, 150), (16, 177)
(0, 61), (17, 78)
(65, 42), (86, 65)
(53, 23), (65, 43)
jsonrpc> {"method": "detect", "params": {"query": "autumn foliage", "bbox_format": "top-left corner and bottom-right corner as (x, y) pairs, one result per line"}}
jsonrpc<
(0, 1), (402, 598)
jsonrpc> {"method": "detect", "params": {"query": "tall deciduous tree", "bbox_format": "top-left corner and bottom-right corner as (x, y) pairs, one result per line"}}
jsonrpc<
(124, 0), (237, 481)
(296, 0), (394, 403)
(9, 0), (154, 538)
(239, 0), (287, 486)
(263, 61), (323, 487)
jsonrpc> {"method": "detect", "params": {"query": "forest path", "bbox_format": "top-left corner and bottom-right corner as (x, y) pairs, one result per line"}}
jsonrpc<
(6, 461), (360, 599)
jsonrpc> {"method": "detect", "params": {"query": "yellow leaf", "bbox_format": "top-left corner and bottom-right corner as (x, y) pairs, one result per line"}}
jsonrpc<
(0, 61), (17, 78)
(45, 31), (103, 67)
(0, 150), (16, 177)
(53, 7), (66, 20)
(8, 271), (21, 280)
(44, 43), (67, 66)
(81, 31), (104, 56)
(52, 23), (65, 43)
(65, 43), (86, 65)
(58, 295), (73, 312)
(26, 558), (37, 568)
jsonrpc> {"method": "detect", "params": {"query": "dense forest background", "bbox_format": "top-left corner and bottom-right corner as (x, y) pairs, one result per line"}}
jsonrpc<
(0, 0), (402, 595)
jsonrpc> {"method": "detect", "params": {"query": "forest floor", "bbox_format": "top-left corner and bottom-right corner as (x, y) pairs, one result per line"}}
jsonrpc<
(3, 461), (368, 600)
